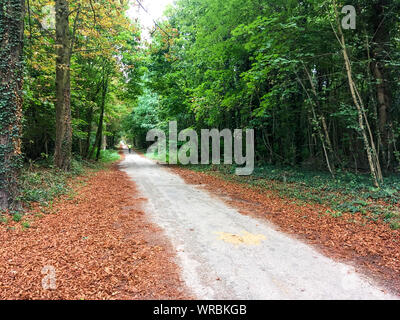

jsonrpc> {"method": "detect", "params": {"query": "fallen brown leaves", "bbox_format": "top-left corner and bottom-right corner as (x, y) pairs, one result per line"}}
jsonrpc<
(0, 160), (191, 300)
(168, 166), (400, 296)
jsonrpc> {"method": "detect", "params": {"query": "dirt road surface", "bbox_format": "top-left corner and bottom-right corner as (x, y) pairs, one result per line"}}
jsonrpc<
(120, 151), (397, 300)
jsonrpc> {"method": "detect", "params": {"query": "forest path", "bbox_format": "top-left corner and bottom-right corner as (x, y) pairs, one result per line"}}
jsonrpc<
(119, 150), (397, 300)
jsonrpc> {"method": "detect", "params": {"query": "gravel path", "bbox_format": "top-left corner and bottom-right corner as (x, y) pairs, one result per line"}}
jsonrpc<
(120, 151), (398, 300)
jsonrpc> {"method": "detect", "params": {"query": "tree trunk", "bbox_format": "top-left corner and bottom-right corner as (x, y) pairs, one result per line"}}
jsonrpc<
(83, 82), (102, 159)
(54, 0), (72, 171)
(83, 106), (93, 158)
(0, 0), (25, 210)
(102, 125), (107, 151)
(90, 73), (108, 161)
(303, 65), (337, 174)
(369, 1), (393, 170)
(295, 69), (335, 178)
(332, 1), (383, 187)
(95, 77), (108, 161)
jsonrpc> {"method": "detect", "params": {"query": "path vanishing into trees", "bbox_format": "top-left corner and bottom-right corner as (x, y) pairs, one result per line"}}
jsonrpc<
(120, 150), (398, 300)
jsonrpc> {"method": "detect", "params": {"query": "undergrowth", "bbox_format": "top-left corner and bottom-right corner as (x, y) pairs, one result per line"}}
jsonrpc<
(188, 164), (400, 230)
(0, 149), (121, 225)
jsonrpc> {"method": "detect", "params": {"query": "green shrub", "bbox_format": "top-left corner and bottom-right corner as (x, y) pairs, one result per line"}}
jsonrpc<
(0, 214), (8, 224)
(21, 221), (30, 229)
(12, 213), (23, 222)
(390, 221), (400, 230)
(18, 169), (69, 204)
(99, 149), (121, 163)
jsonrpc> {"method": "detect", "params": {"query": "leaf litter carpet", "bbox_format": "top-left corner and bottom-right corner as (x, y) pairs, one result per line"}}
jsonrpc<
(0, 162), (191, 299)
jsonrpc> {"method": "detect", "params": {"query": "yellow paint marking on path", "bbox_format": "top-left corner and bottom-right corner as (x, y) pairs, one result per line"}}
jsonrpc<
(216, 231), (266, 247)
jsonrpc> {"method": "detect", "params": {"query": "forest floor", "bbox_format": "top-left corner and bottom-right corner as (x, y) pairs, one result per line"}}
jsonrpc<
(1, 149), (398, 299)
(124, 150), (398, 299)
(0, 153), (191, 299)
(166, 165), (400, 297)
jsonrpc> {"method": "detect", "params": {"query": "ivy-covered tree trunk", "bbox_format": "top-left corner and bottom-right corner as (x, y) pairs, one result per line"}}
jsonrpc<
(0, 0), (25, 210)
(54, 0), (72, 171)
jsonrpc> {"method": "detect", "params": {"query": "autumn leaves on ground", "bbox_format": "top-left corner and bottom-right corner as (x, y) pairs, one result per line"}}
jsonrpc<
(0, 151), (400, 299)
(0, 154), (190, 299)
(1, 151), (399, 299)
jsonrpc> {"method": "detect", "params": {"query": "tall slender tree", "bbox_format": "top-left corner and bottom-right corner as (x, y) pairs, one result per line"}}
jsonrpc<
(0, 0), (25, 210)
(89, 64), (110, 161)
(54, 0), (72, 170)
(54, 0), (81, 170)
(367, 0), (397, 171)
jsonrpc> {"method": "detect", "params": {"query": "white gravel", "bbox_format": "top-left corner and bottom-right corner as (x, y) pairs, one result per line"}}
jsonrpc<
(120, 151), (398, 300)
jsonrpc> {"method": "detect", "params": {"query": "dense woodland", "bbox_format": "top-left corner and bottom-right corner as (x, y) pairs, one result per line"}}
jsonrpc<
(1, 0), (400, 210)
(131, 0), (400, 188)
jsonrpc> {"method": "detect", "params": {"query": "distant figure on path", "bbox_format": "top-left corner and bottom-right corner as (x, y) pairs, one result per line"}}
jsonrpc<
(128, 144), (132, 154)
